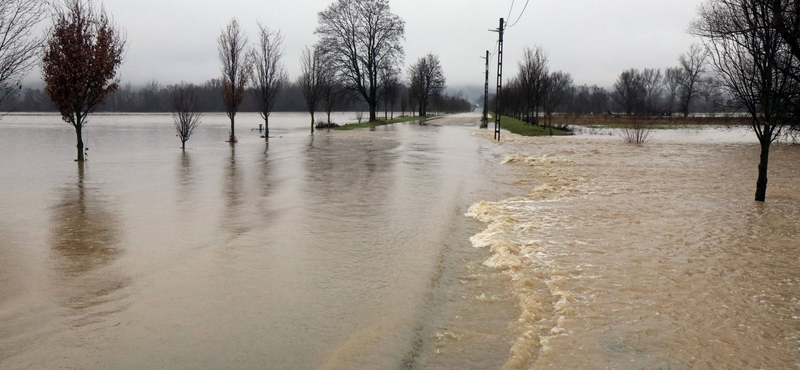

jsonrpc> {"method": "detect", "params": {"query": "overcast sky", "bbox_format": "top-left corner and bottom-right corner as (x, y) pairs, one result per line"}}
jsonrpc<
(26, 0), (704, 91)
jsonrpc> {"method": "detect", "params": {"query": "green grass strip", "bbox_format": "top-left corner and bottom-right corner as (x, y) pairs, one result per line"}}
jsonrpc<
(497, 115), (572, 136)
(333, 115), (434, 130)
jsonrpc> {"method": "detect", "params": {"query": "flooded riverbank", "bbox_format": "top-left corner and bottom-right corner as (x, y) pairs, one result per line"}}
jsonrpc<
(468, 127), (800, 369)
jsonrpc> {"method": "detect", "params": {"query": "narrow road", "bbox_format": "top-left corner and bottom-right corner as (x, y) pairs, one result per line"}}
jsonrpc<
(428, 112), (482, 126)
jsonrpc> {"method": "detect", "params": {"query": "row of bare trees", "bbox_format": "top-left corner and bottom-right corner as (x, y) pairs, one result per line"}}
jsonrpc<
(497, 44), (725, 126)
(611, 45), (711, 116)
(499, 46), (576, 128)
(217, 19), (288, 142)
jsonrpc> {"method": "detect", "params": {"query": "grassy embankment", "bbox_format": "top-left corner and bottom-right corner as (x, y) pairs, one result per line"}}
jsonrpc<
(497, 115), (572, 136)
(333, 115), (433, 130)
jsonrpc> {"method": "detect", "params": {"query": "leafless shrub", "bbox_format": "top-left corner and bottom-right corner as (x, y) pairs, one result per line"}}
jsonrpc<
(621, 115), (653, 146)
(171, 83), (202, 150)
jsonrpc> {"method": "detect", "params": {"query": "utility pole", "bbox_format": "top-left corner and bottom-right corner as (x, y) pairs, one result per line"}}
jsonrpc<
(481, 50), (489, 129)
(490, 18), (505, 141)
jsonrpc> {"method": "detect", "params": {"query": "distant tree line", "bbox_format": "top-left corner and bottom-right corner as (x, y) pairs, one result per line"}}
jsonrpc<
(493, 43), (728, 124)
(0, 77), (472, 116)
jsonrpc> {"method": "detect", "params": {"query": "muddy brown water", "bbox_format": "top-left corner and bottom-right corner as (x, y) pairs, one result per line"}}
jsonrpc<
(1, 112), (798, 369)
(468, 127), (800, 369)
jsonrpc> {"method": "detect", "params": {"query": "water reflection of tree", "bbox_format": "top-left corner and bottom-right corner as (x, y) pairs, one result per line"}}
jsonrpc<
(49, 163), (127, 317)
(222, 142), (246, 235)
(175, 150), (194, 206)
(258, 142), (277, 220)
(303, 134), (399, 221)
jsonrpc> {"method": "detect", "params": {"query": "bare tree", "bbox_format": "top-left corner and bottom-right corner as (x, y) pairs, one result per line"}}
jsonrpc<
(218, 18), (249, 143)
(42, 0), (125, 162)
(319, 52), (347, 127)
(696, 76), (722, 115)
(408, 53), (446, 117)
(542, 71), (573, 128)
(399, 94), (408, 117)
(407, 87), (418, 117)
(641, 68), (663, 113)
(249, 24), (286, 140)
(380, 68), (400, 119)
(0, 0), (45, 107)
(693, 0), (799, 202)
(316, 0), (405, 122)
(517, 46), (549, 125)
(664, 67), (684, 115)
(171, 83), (202, 150)
(678, 44), (708, 117)
(298, 45), (323, 134)
(612, 69), (645, 115)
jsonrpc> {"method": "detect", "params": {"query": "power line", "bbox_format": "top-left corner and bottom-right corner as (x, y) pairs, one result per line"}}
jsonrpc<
(506, 0), (515, 22)
(506, 0), (531, 28)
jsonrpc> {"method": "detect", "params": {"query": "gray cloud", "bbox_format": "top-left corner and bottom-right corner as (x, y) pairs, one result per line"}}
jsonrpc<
(26, 0), (704, 90)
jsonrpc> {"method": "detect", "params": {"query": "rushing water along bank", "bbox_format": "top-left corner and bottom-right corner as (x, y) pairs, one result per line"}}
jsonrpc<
(468, 127), (800, 369)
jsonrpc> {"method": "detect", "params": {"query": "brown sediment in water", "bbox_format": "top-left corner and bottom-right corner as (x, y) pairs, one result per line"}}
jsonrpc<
(468, 129), (800, 369)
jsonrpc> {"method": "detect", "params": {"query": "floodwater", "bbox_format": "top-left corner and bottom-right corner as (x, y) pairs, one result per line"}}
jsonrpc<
(0, 112), (519, 369)
(469, 126), (800, 369)
(1, 112), (798, 370)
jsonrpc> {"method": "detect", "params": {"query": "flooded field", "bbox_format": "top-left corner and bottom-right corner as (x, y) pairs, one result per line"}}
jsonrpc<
(1, 112), (798, 369)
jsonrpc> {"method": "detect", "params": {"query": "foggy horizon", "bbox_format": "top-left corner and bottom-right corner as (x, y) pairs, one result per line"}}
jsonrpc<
(22, 0), (703, 90)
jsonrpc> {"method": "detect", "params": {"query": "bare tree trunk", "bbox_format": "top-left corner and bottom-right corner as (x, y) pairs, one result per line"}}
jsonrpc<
(264, 116), (269, 141)
(182, 139), (186, 150)
(755, 135), (770, 202)
(369, 101), (377, 122)
(75, 124), (84, 162)
(310, 115), (315, 134)
(229, 116), (236, 142)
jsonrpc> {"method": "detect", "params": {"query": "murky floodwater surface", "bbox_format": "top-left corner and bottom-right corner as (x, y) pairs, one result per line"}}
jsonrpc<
(1, 112), (799, 369)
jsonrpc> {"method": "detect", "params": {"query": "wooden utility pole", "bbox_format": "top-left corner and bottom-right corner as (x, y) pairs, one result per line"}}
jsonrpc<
(481, 50), (489, 129)
(490, 18), (505, 141)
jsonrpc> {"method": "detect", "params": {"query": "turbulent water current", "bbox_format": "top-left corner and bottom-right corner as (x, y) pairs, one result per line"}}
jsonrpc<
(1, 112), (798, 369)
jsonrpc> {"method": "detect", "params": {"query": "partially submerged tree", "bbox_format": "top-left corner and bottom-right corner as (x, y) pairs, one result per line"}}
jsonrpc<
(298, 45), (322, 134)
(693, 0), (799, 202)
(248, 24), (286, 140)
(408, 53), (446, 117)
(316, 0), (405, 122)
(42, 0), (125, 162)
(170, 83), (202, 150)
(0, 0), (46, 106)
(218, 18), (249, 143)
